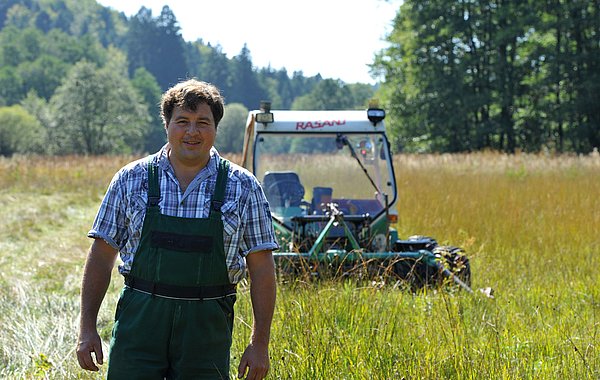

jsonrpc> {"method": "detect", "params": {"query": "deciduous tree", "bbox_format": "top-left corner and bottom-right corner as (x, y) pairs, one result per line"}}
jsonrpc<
(0, 104), (46, 156)
(49, 60), (149, 154)
(215, 103), (248, 154)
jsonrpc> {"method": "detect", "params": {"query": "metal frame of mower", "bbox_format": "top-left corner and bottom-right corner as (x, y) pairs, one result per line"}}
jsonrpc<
(241, 103), (472, 291)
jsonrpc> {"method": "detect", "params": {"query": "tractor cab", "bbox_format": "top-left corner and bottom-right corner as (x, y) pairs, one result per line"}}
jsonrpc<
(241, 103), (398, 255)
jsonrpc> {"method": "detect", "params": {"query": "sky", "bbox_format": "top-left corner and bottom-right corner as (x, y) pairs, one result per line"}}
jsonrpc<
(95, 0), (401, 84)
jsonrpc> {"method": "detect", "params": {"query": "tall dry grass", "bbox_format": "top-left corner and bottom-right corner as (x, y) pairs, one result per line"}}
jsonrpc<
(0, 152), (598, 379)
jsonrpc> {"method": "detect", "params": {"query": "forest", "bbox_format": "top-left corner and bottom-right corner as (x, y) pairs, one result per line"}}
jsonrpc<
(374, 0), (600, 153)
(0, 0), (598, 155)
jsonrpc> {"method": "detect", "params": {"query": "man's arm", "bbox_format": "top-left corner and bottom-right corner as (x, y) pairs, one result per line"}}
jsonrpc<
(237, 250), (276, 380)
(76, 238), (118, 371)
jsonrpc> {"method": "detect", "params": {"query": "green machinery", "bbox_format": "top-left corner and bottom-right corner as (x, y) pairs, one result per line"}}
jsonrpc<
(241, 103), (471, 291)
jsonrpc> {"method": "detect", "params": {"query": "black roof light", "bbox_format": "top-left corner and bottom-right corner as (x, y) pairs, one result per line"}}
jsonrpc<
(367, 108), (386, 125)
(256, 100), (274, 125)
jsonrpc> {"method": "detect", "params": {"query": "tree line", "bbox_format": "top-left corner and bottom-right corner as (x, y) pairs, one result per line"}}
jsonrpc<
(374, 0), (599, 153)
(1, 0), (598, 156)
(0, 0), (374, 156)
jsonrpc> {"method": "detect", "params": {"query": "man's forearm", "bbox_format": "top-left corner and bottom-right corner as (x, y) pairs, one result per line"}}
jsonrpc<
(77, 239), (118, 371)
(80, 239), (118, 330)
(247, 251), (277, 346)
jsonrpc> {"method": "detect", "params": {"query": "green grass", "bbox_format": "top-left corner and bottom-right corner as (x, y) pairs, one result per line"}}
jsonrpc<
(0, 152), (598, 379)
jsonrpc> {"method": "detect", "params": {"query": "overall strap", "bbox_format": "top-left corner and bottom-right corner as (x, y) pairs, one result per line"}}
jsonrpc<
(210, 158), (230, 216)
(146, 157), (161, 207)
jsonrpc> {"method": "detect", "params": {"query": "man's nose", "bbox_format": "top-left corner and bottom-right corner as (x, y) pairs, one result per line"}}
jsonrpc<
(186, 122), (200, 132)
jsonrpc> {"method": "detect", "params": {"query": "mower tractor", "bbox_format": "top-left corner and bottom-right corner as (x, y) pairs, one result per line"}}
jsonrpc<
(240, 102), (472, 291)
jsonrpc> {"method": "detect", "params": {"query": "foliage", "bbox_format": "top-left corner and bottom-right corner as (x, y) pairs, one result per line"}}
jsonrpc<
(292, 79), (370, 110)
(0, 0), (374, 157)
(130, 67), (165, 153)
(0, 104), (46, 155)
(188, 42), (232, 97)
(0, 65), (23, 106)
(49, 60), (149, 154)
(228, 44), (268, 107)
(125, 6), (187, 91)
(0, 24), (106, 105)
(8, 1), (599, 155)
(374, 0), (600, 153)
(215, 103), (249, 154)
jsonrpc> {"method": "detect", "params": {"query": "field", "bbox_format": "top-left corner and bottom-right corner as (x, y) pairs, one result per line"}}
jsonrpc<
(0, 152), (598, 379)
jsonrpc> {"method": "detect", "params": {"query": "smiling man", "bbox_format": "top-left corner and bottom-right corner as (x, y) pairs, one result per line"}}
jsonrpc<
(76, 79), (278, 380)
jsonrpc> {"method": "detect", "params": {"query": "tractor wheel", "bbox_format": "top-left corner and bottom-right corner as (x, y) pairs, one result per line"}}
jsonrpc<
(432, 245), (471, 287)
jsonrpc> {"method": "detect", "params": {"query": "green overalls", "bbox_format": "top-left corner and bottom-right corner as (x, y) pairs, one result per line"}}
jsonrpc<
(108, 158), (236, 380)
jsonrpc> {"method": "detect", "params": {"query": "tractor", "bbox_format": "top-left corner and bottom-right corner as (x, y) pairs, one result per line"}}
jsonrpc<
(240, 102), (472, 291)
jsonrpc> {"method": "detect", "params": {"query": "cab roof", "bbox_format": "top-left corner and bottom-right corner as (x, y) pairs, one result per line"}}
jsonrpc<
(249, 109), (387, 133)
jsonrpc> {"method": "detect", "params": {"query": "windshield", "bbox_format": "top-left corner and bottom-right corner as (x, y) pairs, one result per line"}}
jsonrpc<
(254, 132), (396, 226)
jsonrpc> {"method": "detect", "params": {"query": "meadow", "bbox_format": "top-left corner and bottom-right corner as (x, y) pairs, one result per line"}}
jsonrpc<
(0, 152), (598, 379)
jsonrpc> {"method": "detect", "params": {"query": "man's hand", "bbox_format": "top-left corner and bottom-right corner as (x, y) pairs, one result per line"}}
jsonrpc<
(76, 328), (104, 371)
(237, 342), (269, 380)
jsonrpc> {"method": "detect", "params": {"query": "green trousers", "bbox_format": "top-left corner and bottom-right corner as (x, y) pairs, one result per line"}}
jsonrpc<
(108, 288), (235, 379)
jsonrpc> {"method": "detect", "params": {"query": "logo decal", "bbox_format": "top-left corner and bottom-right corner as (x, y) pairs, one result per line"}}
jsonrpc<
(296, 120), (346, 130)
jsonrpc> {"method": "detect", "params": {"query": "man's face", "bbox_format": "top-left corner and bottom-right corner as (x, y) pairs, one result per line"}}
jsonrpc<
(166, 103), (216, 169)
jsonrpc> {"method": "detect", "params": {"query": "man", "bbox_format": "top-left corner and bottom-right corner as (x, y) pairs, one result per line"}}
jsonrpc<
(76, 79), (278, 379)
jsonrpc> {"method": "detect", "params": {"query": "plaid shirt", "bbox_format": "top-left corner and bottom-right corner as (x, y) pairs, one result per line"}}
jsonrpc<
(88, 145), (278, 283)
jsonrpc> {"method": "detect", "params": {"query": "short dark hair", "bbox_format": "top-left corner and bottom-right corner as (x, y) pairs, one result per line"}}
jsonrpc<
(160, 79), (225, 127)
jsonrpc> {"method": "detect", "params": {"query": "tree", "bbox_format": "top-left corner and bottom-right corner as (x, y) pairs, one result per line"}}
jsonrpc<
(50, 0), (74, 33)
(0, 66), (23, 106)
(154, 5), (188, 88)
(131, 67), (165, 152)
(347, 83), (376, 109)
(215, 103), (248, 153)
(20, 90), (54, 151)
(0, 0), (22, 28)
(4, 4), (33, 29)
(0, 104), (46, 156)
(0, 0), (363, 155)
(0, 25), (36, 66)
(49, 60), (149, 154)
(126, 6), (187, 90)
(292, 79), (355, 110)
(198, 43), (232, 95)
(35, 10), (51, 33)
(43, 29), (106, 67)
(375, 0), (599, 153)
(0, 25), (107, 104)
(374, 1), (484, 152)
(18, 55), (68, 100)
(229, 44), (267, 107)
